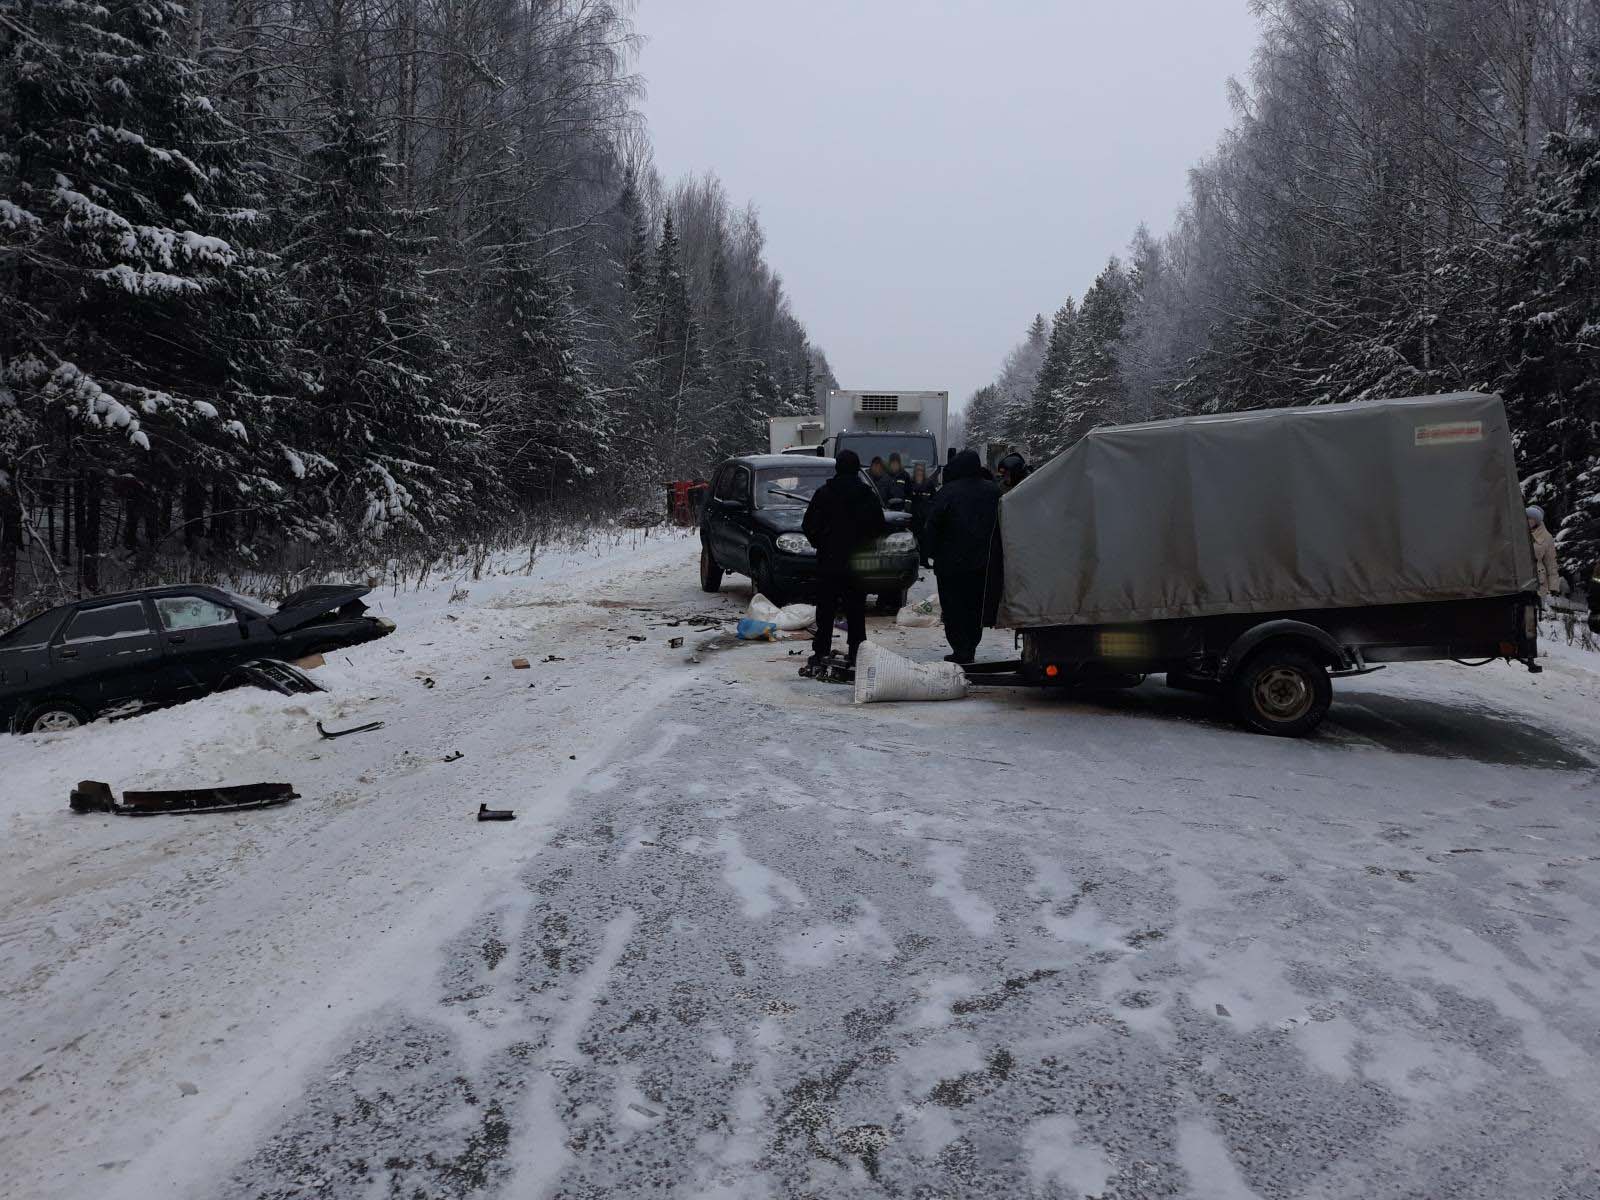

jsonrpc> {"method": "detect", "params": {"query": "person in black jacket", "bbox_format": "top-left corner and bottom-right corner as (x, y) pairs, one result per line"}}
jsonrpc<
(922, 449), (1002, 663)
(996, 452), (1031, 492)
(801, 449), (888, 668)
(908, 461), (937, 566)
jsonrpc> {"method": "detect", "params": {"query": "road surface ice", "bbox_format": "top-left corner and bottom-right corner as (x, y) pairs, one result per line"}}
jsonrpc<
(3, 529), (1599, 1199)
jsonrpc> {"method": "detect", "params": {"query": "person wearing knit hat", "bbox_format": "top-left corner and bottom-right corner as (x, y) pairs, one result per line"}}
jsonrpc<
(1526, 506), (1560, 597)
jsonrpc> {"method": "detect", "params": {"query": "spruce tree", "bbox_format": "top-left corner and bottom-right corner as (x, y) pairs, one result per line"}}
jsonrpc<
(1028, 298), (1077, 456)
(0, 0), (287, 588)
(1056, 261), (1130, 449)
(284, 103), (478, 538)
(1503, 59), (1600, 578)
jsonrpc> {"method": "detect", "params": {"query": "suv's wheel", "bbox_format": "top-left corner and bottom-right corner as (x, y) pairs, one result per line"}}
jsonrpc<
(19, 700), (90, 735)
(1228, 648), (1331, 737)
(751, 552), (788, 607)
(700, 543), (724, 594)
(875, 588), (905, 612)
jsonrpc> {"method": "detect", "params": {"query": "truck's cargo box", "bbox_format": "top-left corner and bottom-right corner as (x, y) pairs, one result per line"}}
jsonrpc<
(996, 393), (1537, 628)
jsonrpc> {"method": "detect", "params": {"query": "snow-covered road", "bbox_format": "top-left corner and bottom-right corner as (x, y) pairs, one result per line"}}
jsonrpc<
(4, 531), (1600, 1199)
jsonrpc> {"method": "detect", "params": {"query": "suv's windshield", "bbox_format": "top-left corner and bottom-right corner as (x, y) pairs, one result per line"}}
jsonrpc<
(836, 433), (939, 472)
(757, 465), (835, 507)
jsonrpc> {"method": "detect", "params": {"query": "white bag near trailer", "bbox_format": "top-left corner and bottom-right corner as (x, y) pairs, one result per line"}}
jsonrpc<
(894, 594), (942, 628)
(853, 641), (967, 704)
(750, 593), (816, 631)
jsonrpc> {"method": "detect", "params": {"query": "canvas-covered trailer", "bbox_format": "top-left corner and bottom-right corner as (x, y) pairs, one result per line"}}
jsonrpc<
(978, 393), (1541, 736)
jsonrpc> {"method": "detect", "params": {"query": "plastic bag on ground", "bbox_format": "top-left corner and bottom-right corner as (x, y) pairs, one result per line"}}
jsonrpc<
(853, 641), (967, 704)
(736, 617), (779, 641)
(895, 594), (942, 628)
(750, 593), (816, 631)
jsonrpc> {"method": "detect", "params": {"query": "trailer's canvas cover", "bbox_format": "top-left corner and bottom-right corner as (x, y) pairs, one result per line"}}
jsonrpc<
(996, 393), (1536, 628)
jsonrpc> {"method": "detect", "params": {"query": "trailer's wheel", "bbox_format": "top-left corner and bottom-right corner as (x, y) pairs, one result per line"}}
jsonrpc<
(1229, 649), (1331, 737)
(699, 543), (724, 594)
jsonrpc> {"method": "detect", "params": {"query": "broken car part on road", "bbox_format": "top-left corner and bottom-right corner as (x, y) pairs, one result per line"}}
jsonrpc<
(69, 780), (298, 816)
(317, 719), (385, 739)
(477, 803), (515, 821)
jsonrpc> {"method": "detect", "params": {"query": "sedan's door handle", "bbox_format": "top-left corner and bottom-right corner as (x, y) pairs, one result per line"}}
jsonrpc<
(168, 635), (186, 644)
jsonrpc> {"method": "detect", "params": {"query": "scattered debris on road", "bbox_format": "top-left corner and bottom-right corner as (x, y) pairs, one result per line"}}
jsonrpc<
(443, 751), (464, 763)
(293, 653), (327, 670)
(668, 636), (684, 649)
(512, 657), (531, 669)
(477, 803), (515, 821)
(70, 780), (298, 816)
(317, 719), (385, 739)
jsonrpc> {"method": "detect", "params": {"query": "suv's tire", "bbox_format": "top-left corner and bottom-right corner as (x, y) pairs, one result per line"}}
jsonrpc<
(700, 543), (724, 594)
(751, 552), (788, 607)
(18, 700), (90, 735)
(1228, 648), (1331, 737)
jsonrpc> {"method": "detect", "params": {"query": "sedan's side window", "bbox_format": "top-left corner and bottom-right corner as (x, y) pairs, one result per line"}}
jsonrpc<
(156, 596), (237, 631)
(62, 602), (152, 643)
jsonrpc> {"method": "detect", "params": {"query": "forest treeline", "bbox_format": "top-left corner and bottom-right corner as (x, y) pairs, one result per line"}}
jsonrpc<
(968, 0), (1600, 572)
(0, 0), (833, 612)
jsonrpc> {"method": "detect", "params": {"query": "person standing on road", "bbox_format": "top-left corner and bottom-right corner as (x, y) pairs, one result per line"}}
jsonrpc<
(909, 462), (937, 566)
(996, 452), (1031, 492)
(883, 454), (912, 509)
(802, 449), (887, 670)
(922, 449), (1002, 663)
(1527, 506), (1562, 599)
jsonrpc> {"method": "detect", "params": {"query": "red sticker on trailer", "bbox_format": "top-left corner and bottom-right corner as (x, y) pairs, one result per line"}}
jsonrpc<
(1414, 421), (1483, 446)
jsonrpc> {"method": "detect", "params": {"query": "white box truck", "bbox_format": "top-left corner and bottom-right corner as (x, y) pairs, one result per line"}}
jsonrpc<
(767, 414), (826, 455)
(818, 389), (950, 471)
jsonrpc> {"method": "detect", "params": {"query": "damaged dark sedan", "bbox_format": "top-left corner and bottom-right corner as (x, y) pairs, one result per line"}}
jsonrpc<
(0, 584), (394, 734)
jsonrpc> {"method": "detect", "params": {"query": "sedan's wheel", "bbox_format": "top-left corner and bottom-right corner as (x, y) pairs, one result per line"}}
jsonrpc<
(699, 544), (724, 594)
(1229, 649), (1331, 737)
(23, 702), (88, 735)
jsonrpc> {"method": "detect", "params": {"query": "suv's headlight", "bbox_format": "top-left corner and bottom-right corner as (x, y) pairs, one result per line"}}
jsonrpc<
(775, 533), (815, 555)
(879, 531), (917, 553)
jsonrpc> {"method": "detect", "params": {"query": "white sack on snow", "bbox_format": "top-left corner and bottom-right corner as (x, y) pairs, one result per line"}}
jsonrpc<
(750, 593), (816, 631)
(895, 595), (942, 628)
(853, 641), (967, 704)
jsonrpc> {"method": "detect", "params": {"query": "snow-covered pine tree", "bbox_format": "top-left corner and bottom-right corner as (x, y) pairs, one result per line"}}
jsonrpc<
(962, 384), (1002, 450)
(1027, 298), (1076, 456)
(479, 227), (609, 500)
(991, 314), (1048, 447)
(1503, 55), (1600, 579)
(0, 0), (286, 594)
(283, 102), (479, 540)
(647, 210), (710, 477)
(1054, 261), (1130, 450)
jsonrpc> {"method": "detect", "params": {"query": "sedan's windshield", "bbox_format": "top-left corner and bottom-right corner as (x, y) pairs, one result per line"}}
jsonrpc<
(836, 433), (938, 472)
(757, 466), (835, 507)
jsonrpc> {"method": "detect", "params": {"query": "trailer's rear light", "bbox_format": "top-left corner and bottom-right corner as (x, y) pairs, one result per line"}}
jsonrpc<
(1044, 663), (1060, 678)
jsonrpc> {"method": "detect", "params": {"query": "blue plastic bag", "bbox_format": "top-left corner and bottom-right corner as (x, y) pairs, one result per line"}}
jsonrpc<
(736, 617), (779, 641)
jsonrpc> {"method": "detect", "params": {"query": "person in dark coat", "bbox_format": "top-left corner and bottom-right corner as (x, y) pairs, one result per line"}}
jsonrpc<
(996, 452), (1031, 492)
(802, 449), (888, 668)
(922, 449), (1002, 663)
(908, 461), (937, 566)
(883, 454), (912, 508)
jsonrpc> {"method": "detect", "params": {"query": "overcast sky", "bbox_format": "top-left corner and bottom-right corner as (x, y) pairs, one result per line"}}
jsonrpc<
(631, 0), (1262, 409)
